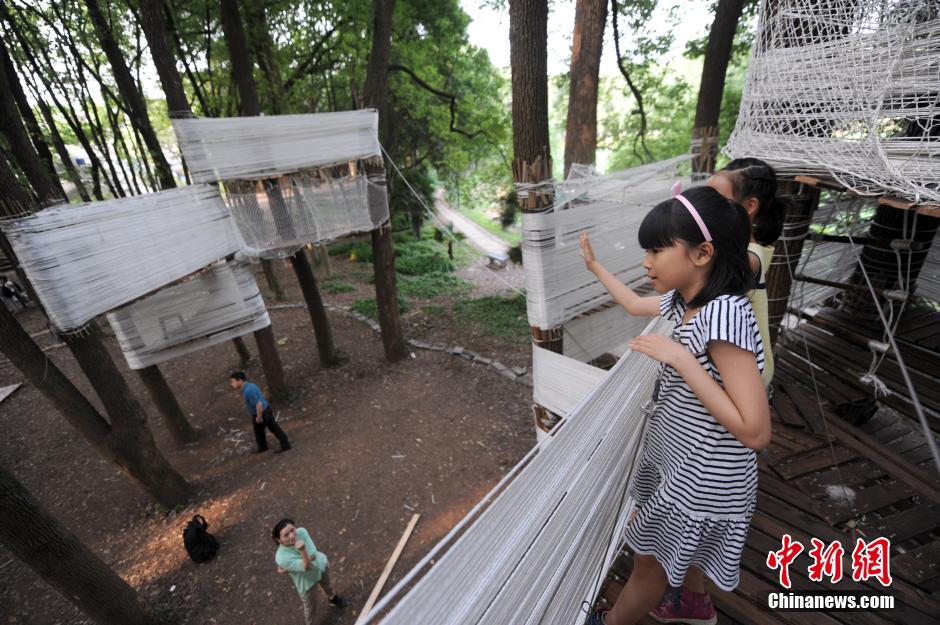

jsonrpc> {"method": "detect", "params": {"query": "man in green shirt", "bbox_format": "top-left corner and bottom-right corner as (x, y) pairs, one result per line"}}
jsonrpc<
(272, 518), (347, 625)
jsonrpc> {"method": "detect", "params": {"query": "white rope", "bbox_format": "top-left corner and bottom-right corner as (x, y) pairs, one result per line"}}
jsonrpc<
(106, 260), (270, 369)
(726, 1), (940, 203)
(172, 110), (381, 183)
(361, 319), (669, 625)
(1, 185), (242, 332)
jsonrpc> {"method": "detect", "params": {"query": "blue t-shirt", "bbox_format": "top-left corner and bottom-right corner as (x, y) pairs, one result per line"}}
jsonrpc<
(242, 382), (269, 417)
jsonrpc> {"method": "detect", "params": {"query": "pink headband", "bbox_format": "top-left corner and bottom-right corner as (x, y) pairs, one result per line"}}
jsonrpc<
(674, 194), (712, 243)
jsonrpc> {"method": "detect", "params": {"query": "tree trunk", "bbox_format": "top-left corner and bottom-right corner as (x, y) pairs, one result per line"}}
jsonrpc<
(290, 250), (339, 367)
(233, 335), (251, 364)
(509, 0), (551, 166)
(253, 325), (289, 402)
(563, 0), (606, 177)
(0, 44), (60, 206)
(84, 0), (175, 190)
(765, 180), (820, 344)
(691, 0), (746, 179)
(34, 96), (91, 201)
(218, 0), (283, 300)
(64, 324), (192, 508)
(0, 464), (161, 625)
(362, 0), (407, 363)
(136, 364), (199, 445)
(0, 34), (63, 198)
(243, 1), (287, 114)
(136, 0), (190, 117)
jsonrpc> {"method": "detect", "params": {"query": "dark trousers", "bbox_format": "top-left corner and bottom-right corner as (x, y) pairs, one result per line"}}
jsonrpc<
(253, 406), (290, 450)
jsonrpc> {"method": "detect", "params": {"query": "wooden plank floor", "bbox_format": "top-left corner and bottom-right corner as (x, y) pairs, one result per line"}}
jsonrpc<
(593, 305), (940, 625)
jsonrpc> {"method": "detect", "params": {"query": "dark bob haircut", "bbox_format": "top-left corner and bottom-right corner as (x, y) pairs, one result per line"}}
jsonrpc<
(272, 517), (296, 543)
(720, 157), (792, 246)
(229, 371), (247, 381)
(637, 185), (752, 309)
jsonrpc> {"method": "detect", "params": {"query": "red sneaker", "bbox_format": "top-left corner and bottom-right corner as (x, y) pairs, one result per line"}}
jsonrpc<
(649, 587), (717, 625)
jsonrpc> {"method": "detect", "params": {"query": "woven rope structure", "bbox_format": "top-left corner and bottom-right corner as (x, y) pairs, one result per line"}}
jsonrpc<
(726, 0), (940, 202)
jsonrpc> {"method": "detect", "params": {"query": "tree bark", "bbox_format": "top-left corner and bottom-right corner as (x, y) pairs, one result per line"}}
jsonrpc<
(362, 0), (407, 363)
(563, 0), (606, 177)
(243, 1), (287, 114)
(691, 0), (746, 178)
(0, 33), (63, 198)
(218, 0), (283, 301)
(136, 364), (199, 445)
(232, 335), (251, 364)
(509, 0), (551, 166)
(253, 325), (289, 402)
(0, 43), (61, 206)
(290, 250), (340, 367)
(0, 464), (161, 625)
(64, 323), (192, 507)
(136, 0), (189, 117)
(84, 0), (175, 190)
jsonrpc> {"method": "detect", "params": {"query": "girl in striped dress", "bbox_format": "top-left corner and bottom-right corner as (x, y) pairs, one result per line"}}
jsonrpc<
(579, 186), (771, 625)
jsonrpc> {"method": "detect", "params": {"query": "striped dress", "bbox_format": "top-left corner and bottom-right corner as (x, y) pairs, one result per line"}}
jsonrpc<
(624, 290), (764, 591)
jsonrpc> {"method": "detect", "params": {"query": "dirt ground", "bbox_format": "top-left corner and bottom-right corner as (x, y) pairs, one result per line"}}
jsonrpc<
(0, 252), (535, 625)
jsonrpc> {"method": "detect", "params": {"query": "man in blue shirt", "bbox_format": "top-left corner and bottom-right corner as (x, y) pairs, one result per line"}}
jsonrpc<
(229, 371), (291, 454)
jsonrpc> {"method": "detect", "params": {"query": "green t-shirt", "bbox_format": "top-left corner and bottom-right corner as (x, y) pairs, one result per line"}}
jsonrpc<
(275, 527), (329, 596)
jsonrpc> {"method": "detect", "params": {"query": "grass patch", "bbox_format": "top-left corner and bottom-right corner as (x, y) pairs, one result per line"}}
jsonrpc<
(350, 295), (409, 320)
(453, 294), (529, 343)
(457, 206), (521, 245)
(328, 238), (373, 262)
(320, 276), (357, 294)
(421, 304), (446, 317)
(399, 273), (473, 298)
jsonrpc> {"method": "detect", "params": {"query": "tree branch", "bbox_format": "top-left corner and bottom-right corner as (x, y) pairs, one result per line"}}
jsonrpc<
(387, 63), (484, 139)
(283, 22), (341, 93)
(610, 0), (653, 163)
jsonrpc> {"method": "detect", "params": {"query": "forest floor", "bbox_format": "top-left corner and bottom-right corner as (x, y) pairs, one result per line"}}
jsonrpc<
(0, 244), (535, 625)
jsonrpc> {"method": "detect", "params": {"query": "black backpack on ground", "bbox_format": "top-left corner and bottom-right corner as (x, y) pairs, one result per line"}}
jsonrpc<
(183, 514), (219, 563)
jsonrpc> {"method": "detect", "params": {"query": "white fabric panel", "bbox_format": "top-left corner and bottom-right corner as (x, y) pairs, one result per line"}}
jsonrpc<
(532, 345), (607, 417)
(2, 185), (241, 332)
(522, 156), (690, 329)
(107, 261), (269, 369)
(368, 318), (670, 625)
(173, 110), (381, 183)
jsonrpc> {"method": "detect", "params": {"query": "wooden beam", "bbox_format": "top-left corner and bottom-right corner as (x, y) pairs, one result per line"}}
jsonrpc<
(354, 512), (420, 625)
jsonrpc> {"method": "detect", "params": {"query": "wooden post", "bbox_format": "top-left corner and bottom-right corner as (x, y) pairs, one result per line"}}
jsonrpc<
(290, 249), (340, 367)
(765, 179), (821, 344)
(136, 364), (199, 445)
(690, 125), (719, 181)
(840, 203), (940, 316)
(253, 325), (289, 402)
(232, 336), (251, 364)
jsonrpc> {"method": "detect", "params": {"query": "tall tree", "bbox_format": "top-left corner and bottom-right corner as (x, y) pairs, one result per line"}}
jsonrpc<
(563, 0), (606, 177)
(219, 0), (341, 368)
(690, 0), (747, 178)
(84, 0), (175, 190)
(136, 0), (189, 116)
(509, 0), (551, 169)
(0, 463), (161, 625)
(362, 0), (408, 363)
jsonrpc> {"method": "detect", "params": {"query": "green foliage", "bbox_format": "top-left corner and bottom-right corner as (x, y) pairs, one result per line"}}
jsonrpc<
(328, 239), (373, 262)
(453, 294), (529, 343)
(351, 294), (409, 319)
(399, 273), (472, 298)
(320, 276), (357, 293)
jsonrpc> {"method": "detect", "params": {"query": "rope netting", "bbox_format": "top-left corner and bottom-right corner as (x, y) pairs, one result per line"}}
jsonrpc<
(726, 0), (940, 202)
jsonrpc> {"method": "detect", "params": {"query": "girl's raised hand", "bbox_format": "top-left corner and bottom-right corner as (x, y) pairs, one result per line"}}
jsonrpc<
(629, 333), (692, 368)
(579, 231), (597, 270)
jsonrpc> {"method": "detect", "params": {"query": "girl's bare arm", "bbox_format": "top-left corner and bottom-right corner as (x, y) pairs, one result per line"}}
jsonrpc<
(579, 231), (659, 317)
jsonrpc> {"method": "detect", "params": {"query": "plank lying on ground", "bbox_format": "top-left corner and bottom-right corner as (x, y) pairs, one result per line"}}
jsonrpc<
(354, 512), (420, 625)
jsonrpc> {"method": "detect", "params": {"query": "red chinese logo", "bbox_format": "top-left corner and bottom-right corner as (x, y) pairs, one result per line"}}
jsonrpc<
(807, 538), (844, 583)
(766, 533), (804, 588)
(851, 537), (892, 587)
(766, 535), (892, 588)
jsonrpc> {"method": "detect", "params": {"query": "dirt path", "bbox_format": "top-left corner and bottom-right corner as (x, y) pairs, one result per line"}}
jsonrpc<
(0, 258), (535, 625)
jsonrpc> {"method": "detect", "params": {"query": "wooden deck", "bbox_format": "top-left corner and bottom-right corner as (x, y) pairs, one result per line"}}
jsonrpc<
(596, 305), (940, 625)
